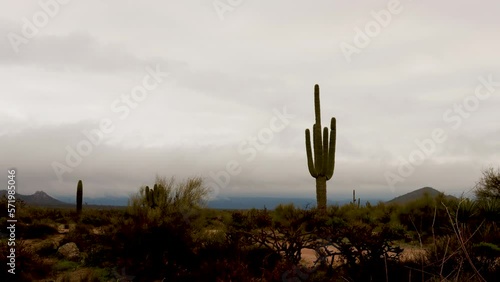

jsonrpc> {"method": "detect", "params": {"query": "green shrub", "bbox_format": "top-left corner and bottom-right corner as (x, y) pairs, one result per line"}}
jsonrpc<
(60, 224), (95, 254)
(53, 260), (79, 272)
(35, 240), (58, 256)
(111, 176), (210, 280)
(81, 213), (110, 227)
(80, 268), (112, 282)
(19, 222), (58, 239)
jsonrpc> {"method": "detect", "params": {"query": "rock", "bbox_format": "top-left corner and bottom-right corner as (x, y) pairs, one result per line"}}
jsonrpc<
(58, 242), (80, 261)
(58, 224), (70, 234)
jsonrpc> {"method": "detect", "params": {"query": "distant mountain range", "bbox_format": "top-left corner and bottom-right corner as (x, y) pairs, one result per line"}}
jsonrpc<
(386, 187), (457, 205)
(0, 190), (70, 207)
(0, 187), (458, 209)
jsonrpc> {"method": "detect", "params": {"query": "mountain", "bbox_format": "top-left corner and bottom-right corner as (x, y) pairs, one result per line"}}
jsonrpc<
(0, 190), (71, 207)
(387, 187), (457, 205)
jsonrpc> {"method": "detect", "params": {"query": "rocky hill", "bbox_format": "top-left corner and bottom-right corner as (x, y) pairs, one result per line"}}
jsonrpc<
(387, 187), (457, 205)
(0, 190), (70, 207)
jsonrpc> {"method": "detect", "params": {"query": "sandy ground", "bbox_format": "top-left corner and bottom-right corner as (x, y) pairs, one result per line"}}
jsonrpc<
(300, 245), (427, 267)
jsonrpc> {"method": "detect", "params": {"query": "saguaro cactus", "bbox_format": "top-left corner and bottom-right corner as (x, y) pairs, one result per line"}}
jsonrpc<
(144, 184), (159, 208)
(76, 180), (83, 215)
(305, 84), (336, 211)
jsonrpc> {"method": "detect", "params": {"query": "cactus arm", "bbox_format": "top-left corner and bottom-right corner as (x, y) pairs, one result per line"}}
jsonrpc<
(305, 129), (317, 177)
(326, 117), (336, 180)
(314, 84), (321, 128)
(322, 127), (329, 176)
(145, 186), (151, 206)
(313, 84), (323, 175)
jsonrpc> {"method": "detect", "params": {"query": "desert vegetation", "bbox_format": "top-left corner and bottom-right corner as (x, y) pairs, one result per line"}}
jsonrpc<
(0, 170), (499, 281)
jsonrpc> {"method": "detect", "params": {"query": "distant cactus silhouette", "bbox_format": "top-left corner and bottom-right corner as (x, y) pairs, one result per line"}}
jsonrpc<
(76, 180), (83, 215)
(145, 184), (159, 208)
(352, 190), (361, 207)
(305, 84), (336, 211)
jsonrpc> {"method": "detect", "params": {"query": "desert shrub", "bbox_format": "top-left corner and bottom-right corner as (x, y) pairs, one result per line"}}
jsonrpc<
(0, 217), (6, 233)
(197, 259), (251, 281)
(83, 243), (114, 267)
(414, 197), (500, 282)
(424, 235), (462, 276)
(200, 206), (315, 279)
(276, 207), (316, 264)
(416, 234), (499, 282)
(474, 167), (500, 201)
(80, 268), (113, 282)
(60, 223), (95, 253)
(110, 176), (210, 280)
(247, 207), (272, 229)
(195, 234), (280, 281)
(474, 242), (500, 263)
(35, 240), (58, 256)
(80, 212), (110, 227)
(475, 198), (500, 242)
(312, 211), (405, 281)
(340, 222), (403, 280)
(18, 215), (33, 224)
(53, 260), (79, 272)
(21, 207), (67, 223)
(478, 198), (500, 222)
(243, 204), (315, 265)
(454, 198), (479, 224)
(0, 240), (52, 281)
(397, 193), (455, 241)
(18, 222), (58, 239)
(59, 222), (117, 268)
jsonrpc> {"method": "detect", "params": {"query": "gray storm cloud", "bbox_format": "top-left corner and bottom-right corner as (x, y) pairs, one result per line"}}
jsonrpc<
(1, 0), (499, 200)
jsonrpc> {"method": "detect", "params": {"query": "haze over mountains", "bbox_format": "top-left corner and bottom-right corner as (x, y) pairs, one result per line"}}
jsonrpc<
(1, 187), (459, 209)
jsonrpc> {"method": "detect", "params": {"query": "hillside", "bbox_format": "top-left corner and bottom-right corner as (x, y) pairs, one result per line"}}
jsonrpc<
(0, 190), (71, 207)
(387, 187), (457, 205)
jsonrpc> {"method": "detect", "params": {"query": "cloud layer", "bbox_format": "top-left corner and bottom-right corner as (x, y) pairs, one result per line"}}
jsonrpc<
(1, 0), (499, 201)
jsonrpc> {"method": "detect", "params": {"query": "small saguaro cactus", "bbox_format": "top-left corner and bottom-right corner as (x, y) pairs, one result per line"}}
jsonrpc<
(76, 180), (83, 215)
(145, 186), (151, 206)
(144, 184), (160, 208)
(305, 84), (336, 211)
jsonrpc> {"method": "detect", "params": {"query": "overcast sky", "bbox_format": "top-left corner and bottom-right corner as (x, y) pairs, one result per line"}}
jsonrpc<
(1, 0), (499, 201)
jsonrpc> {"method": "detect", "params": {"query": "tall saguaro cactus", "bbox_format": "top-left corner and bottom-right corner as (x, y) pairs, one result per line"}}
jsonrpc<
(76, 180), (83, 215)
(305, 84), (336, 211)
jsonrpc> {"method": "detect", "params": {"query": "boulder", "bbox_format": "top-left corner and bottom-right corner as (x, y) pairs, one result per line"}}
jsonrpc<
(58, 242), (80, 261)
